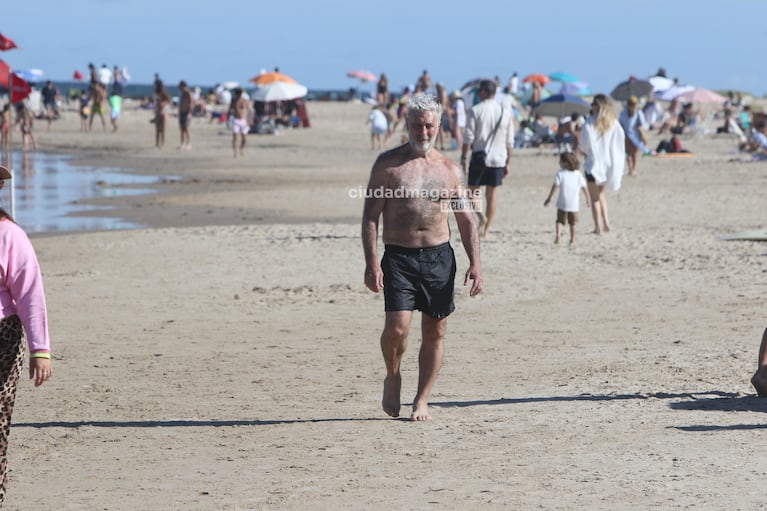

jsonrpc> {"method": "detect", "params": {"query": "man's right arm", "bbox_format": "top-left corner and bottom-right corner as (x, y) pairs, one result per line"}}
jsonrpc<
(361, 160), (388, 293)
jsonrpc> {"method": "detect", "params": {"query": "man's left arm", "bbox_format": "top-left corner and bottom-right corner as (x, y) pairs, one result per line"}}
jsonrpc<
(451, 166), (482, 296)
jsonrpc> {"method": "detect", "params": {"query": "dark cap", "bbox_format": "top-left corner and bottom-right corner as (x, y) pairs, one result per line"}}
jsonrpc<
(0, 165), (11, 180)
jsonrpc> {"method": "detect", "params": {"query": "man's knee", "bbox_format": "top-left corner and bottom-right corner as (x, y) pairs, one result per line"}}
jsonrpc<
(384, 313), (412, 340)
(422, 316), (447, 342)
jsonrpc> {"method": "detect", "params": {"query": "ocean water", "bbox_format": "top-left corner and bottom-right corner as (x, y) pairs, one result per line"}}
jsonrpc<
(49, 81), (369, 102)
(0, 151), (161, 234)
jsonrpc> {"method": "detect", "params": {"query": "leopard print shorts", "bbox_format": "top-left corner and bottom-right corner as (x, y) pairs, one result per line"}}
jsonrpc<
(0, 315), (24, 505)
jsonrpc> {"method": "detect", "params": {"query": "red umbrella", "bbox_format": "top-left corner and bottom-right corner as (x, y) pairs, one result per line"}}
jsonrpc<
(0, 61), (31, 102)
(347, 70), (377, 82)
(523, 73), (550, 85)
(0, 34), (17, 51)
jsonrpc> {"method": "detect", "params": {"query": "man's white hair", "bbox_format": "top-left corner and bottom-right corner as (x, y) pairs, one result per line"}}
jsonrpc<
(407, 93), (443, 122)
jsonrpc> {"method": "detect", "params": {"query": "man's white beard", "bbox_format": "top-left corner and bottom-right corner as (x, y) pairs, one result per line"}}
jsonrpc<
(409, 131), (438, 154)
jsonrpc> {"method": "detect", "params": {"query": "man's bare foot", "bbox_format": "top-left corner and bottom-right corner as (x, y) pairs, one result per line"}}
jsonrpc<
(382, 374), (401, 417)
(752, 366), (767, 397)
(592, 229), (601, 235)
(603, 224), (611, 233)
(410, 400), (431, 421)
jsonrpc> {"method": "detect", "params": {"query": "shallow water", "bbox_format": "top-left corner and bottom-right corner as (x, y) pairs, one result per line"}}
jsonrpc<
(0, 151), (158, 234)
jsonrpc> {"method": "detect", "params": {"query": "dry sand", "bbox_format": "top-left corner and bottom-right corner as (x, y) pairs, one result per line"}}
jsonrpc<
(4, 100), (767, 510)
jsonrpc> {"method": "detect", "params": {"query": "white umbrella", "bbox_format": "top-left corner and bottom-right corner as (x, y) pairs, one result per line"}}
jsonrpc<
(655, 85), (695, 101)
(252, 81), (308, 102)
(648, 76), (673, 92)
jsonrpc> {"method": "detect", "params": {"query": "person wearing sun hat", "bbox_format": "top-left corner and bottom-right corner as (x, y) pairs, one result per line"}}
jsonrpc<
(0, 164), (53, 504)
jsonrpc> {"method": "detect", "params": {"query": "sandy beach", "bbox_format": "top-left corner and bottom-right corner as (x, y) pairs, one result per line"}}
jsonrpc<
(4, 99), (767, 510)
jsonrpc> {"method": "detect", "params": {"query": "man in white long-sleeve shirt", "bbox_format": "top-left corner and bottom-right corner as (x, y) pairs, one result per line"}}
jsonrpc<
(460, 80), (515, 238)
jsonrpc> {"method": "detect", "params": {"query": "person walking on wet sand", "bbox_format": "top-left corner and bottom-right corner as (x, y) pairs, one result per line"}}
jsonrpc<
(228, 88), (252, 157)
(153, 80), (171, 149)
(362, 93), (483, 421)
(177, 80), (193, 149)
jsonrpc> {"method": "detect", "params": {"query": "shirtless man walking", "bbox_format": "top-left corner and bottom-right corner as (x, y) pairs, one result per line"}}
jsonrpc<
(228, 88), (252, 157)
(362, 94), (483, 421)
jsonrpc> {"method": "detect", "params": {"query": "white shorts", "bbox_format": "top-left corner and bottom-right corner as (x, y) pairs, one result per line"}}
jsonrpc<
(231, 118), (249, 134)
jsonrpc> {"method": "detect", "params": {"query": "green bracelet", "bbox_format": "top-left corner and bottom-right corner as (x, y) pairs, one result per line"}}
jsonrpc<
(30, 353), (51, 359)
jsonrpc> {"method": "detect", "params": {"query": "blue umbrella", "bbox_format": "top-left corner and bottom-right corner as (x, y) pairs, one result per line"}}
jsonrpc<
(558, 81), (591, 96)
(531, 94), (591, 118)
(548, 71), (580, 84)
(14, 69), (43, 84)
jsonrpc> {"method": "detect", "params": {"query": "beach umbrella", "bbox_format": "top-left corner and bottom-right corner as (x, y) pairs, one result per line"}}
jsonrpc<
(523, 73), (550, 85)
(14, 69), (43, 84)
(610, 79), (653, 101)
(655, 85), (695, 101)
(252, 81), (308, 102)
(674, 87), (727, 104)
(558, 81), (591, 96)
(346, 70), (377, 83)
(249, 71), (297, 85)
(460, 78), (484, 91)
(548, 72), (580, 83)
(532, 94), (591, 119)
(648, 75), (674, 92)
(0, 61), (31, 102)
(0, 34), (17, 51)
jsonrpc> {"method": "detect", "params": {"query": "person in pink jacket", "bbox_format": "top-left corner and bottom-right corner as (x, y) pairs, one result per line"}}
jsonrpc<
(0, 165), (52, 504)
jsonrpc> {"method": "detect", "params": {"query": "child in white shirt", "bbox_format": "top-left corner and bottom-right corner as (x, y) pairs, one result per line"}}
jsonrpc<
(543, 152), (591, 245)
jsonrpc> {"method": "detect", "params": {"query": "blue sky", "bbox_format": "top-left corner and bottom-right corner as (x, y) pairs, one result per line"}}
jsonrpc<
(4, 0), (767, 96)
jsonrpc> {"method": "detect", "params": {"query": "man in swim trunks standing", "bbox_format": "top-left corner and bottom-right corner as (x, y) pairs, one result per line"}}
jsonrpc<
(362, 93), (483, 421)
(177, 80), (193, 149)
(228, 88), (252, 157)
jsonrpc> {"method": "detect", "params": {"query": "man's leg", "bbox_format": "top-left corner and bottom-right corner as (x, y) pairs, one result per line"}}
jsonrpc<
(468, 185), (485, 232)
(483, 185), (498, 237)
(381, 310), (412, 417)
(411, 313), (446, 421)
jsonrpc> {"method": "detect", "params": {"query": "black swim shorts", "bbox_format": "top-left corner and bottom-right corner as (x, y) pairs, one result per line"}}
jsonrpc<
(381, 242), (456, 319)
(468, 152), (504, 187)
